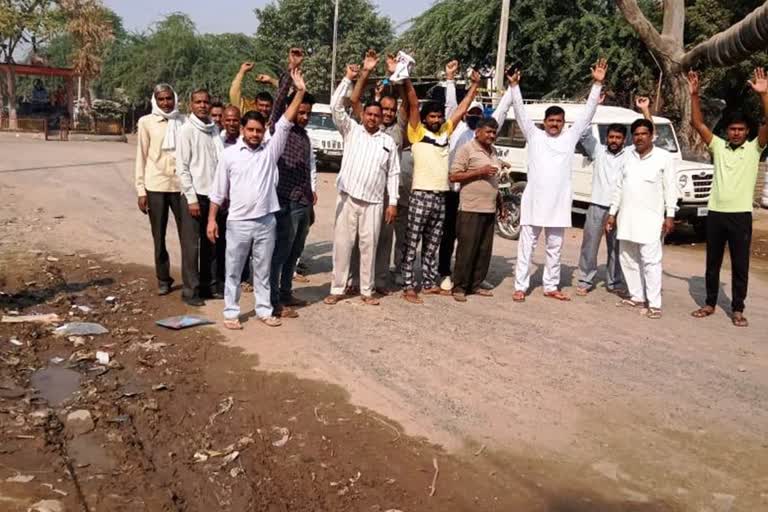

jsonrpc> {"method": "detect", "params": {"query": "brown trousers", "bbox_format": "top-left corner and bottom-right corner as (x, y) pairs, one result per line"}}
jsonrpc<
(452, 211), (495, 294)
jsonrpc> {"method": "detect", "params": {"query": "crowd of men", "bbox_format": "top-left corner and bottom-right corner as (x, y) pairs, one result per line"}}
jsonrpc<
(134, 47), (765, 329)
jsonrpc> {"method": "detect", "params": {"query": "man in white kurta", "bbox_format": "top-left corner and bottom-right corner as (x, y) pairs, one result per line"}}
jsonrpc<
(508, 60), (607, 301)
(606, 119), (677, 317)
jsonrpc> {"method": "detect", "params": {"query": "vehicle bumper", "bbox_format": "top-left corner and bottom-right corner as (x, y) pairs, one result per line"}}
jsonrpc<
(676, 202), (710, 222)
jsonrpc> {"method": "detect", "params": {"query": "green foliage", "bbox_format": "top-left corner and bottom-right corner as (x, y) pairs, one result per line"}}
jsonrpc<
(254, 0), (394, 95)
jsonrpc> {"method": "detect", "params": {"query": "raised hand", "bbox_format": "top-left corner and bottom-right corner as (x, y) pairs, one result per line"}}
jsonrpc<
(591, 57), (608, 83)
(386, 54), (397, 75)
(748, 67), (768, 95)
(240, 62), (255, 74)
(507, 68), (521, 87)
(291, 68), (306, 91)
(288, 47), (304, 70)
(469, 69), (481, 85)
(445, 59), (459, 80)
(346, 64), (360, 81)
(256, 73), (275, 84)
(635, 95), (651, 111)
(687, 70), (700, 95)
(363, 49), (379, 72)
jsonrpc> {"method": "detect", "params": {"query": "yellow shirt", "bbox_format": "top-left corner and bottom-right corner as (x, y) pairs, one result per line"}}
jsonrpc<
(229, 73), (258, 115)
(708, 135), (764, 212)
(134, 114), (180, 196)
(407, 120), (454, 192)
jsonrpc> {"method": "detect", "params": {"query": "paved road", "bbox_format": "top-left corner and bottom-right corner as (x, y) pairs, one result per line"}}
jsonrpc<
(2, 135), (767, 510)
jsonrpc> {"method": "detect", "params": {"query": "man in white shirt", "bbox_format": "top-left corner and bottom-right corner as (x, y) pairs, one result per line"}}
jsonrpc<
(606, 118), (677, 319)
(206, 68), (307, 330)
(176, 89), (224, 306)
(509, 59), (607, 303)
(323, 64), (401, 306)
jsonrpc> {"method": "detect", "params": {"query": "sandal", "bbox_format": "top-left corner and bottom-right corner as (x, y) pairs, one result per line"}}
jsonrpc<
(361, 296), (380, 306)
(453, 292), (467, 302)
(645, 308), (662, 320)
(422, 287), (449, 296)
(323, 294), (345, 305)
(691, 306), (715, 318)
(223, 319), (243, 330)
(277, 306), (299, 319)
(403, 289), (423, 304)
(293, 274), (310, 283)
(474, 289), (493, 297)
(543, 290), (571, 301)
(512, 290), (526, 303)
(617, 299), (642, 308)
(259, 316), (282, 327)
(732, 313), (749, 327)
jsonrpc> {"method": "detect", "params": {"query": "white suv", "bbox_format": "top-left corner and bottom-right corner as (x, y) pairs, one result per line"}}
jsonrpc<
(306, 103), (344, 169)
(493, 101), (714, 239)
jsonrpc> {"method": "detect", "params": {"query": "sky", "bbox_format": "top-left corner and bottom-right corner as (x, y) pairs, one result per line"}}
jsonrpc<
(101, 0), (434, 35)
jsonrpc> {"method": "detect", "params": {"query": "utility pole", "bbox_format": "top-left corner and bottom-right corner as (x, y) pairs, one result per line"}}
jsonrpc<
(494, 0), (511, 99)
(330, 0), (340, 97)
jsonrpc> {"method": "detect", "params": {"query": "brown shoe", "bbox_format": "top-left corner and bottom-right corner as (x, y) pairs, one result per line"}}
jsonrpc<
(283, 294), (308, 307)
(453, 292), (467, 302)
(276, 306), (299, 319)
(474, 289), (493, 297)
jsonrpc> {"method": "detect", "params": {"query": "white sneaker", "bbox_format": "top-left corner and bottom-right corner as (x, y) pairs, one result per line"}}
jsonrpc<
(440, 275), (453, 291)
(479, 280), (493, 290)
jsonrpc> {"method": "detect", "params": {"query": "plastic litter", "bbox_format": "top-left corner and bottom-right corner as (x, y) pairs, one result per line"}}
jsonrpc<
(54, 322), (108, 336)
(156, 315), (213, 330)
(2, 313), (61, 324)
(95, 351), (110, 365)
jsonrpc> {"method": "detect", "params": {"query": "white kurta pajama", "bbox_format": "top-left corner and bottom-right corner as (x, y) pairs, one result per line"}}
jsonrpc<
(511, 83), (602, 292)
(608, 147), (677, 309)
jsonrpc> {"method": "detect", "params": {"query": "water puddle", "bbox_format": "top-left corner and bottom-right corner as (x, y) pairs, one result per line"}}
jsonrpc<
(30, 367), (81, 406)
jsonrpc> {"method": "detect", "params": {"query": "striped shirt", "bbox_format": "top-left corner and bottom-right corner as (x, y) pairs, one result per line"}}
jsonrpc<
(331, 78), (400, 206)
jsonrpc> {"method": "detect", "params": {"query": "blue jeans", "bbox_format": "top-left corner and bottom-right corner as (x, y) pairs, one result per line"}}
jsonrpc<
(270, 201), (311, 306)
(224, 215), (276, 320)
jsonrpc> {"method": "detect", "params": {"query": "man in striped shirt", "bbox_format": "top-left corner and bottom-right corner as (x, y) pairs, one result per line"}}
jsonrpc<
(400, 69), (481, 304)
(323, 64), (401, 306)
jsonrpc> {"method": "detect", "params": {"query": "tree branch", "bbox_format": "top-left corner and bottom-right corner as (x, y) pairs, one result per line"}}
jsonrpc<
(661, 0), (685, 44)
(615, 0), (665, 53)
(682, 1), (768, 69)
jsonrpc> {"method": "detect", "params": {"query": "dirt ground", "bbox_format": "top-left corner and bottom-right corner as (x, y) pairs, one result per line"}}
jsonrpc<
(1, 134), (768, 511)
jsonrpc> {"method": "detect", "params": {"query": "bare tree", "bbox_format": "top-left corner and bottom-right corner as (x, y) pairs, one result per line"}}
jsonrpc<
(616, 0), (768, 146)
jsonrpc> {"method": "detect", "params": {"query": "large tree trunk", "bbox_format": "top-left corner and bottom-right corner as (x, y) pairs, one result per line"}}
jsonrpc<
(6, 66), (18, 130)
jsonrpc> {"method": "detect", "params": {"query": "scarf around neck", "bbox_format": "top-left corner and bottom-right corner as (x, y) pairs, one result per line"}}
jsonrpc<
(189, 113), (225, 156)
(151, 87), (184, 152)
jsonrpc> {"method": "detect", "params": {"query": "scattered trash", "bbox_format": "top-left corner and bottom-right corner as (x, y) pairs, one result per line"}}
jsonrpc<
(230, 467), (244, 478)
(40, 483), (68, 496)
(106, 415), (130, 424)
(2, 355), (21, 366)
(29, 409), (52, 427)
(208, 396), (234, 425)
(49, 357), (66, 365)
(66, 410), (95, 436)
(95, 351), (110, 365)
(28, 499), (65, 512)
(143, 399), (159, 412)
(69, 336), (86, 347)
(156, 315), (213, 330)
(2, 313), (61, 324)
(54, 322), (108, 336)
(46, 256), (60, 262)
(5, 473), (35, 483)
(9, 337), (23, 346)
(193, 451), (209, 463)
(105, 296), (117, 304)
(737, 367), (747, 373)
(428, 457), (439, 497)
(271, 426), (290, 448)
(222, 451), (240, 465)
(152, 383), (168, 391)
(474, 444), (487, 456)
(72, 305), (92, 314)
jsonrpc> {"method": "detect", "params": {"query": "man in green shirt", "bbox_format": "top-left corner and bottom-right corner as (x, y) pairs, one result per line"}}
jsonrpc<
(688, 68), (768, 327)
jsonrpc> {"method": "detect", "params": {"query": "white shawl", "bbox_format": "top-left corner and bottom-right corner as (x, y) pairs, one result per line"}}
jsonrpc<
(151, 87), (185, 152)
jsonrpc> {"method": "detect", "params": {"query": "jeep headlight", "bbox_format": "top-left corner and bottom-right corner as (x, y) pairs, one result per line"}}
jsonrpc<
(678, 175), (688, 188)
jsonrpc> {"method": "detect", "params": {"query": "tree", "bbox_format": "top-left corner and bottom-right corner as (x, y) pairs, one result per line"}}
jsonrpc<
(253, 0), (394, 97)
(616, 0), (768, 146)
(0, 0), (63, 128)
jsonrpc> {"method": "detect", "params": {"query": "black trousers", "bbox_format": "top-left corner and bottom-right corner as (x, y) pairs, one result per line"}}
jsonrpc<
(453, 211), (496, 294)
(705, 210), (752, 313)
(438, 190), (460, 277)
(146, 191), (183, 287)
(180, 194), (221, 298)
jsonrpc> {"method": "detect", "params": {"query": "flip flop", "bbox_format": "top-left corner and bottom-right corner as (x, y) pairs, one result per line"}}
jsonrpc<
(543, 290), (571, 301)
(223, 319), (243, 330)
(646, 308), (662, 320)
(474, 289), (493, 297)
(259, 316), (282, 327)
(323, 294), (345, 305)
(691, 306), (715, 318)
(422, 287), (449, 296)
(512, 291), (526, 303)
(617, 299), (642, 308)
(732, 313), (749, 327)
(361, 296), (380, 306)
(403, 290), (423, 304)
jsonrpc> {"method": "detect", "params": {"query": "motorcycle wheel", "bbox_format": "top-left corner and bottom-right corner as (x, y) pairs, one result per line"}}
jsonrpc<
(495, 181), (526, 240)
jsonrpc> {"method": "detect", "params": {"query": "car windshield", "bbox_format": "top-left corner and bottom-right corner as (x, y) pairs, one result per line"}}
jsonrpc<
(308, 112), (336, 131)
(598, 123), (679, 153)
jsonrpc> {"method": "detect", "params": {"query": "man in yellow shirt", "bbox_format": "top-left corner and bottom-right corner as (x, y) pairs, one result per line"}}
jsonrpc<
(229, 61), (276, 117)
(688, 68), (768, 327)
(400, 68), (481, 304)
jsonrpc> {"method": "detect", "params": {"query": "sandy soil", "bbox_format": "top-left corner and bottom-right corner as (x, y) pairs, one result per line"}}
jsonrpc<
(1, 134), (767, 511)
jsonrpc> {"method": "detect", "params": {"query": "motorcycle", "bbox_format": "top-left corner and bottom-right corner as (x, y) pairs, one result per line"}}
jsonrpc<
(495, 162), (526, 240)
